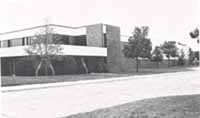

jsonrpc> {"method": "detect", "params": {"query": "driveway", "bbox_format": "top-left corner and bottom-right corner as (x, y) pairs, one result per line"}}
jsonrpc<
(1, 68), (200, 118)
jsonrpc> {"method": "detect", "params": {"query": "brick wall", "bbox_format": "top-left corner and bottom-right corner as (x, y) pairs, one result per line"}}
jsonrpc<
(106, 25), (123, 73)
(86, 24), (104, 47)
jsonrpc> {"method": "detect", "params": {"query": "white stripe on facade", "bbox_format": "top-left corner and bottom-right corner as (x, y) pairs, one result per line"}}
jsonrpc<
(0, 25), (86, 41)
(0, 45), (107, 57)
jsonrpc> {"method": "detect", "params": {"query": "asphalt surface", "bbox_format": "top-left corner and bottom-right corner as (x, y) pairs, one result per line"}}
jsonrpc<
(1, 68), (200, 118)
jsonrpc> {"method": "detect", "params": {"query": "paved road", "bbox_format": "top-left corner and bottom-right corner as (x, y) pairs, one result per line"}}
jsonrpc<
(1, 68), (200, 118)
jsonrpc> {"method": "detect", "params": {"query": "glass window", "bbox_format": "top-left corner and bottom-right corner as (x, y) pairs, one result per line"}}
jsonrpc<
(1, 40), (8, 48)
(11, 38), (23, 47)
(74, 35), (87, 46)
(26, 37), (32, 45)
(61, 35), (69, 44)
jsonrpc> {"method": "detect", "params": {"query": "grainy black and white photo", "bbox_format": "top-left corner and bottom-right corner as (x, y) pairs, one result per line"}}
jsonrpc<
(0, 0), (200, 118)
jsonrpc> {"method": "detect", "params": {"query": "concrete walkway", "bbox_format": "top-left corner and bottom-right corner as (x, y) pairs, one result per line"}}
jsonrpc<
(1, 68), (200, 118)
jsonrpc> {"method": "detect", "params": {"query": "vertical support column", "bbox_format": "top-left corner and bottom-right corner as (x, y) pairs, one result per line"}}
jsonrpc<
(86, 24), (104, 47)
(106, 25), (122, 73)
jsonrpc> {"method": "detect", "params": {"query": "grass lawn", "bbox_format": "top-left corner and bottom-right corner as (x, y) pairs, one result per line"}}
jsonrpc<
(1, 73), (128, 87)
(1, 67), (195, 87)
(66, 94), (200, 118)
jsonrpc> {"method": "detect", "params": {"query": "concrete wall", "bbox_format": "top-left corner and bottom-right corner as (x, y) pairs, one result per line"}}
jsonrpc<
(86, 24), (104, 47)
(106, 25), (123, 73)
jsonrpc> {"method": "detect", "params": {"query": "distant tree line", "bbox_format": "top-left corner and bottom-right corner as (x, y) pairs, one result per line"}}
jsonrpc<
(123, 26), (197, 72)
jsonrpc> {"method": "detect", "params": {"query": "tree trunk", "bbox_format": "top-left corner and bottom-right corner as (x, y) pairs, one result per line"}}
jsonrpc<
(48, 61), (55, 76)
(81, 57), (88, 74)
(168, 57), (170, 68)
(136, 58), (139, 72)
(35, 61), (43, 76)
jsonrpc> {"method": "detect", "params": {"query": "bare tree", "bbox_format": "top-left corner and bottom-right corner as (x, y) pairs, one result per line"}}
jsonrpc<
(25, 25), (63, 76)
(81, 57), (89, 74)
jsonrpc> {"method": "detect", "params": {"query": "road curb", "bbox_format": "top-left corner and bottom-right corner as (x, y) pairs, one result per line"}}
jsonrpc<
(1, 71), (190, 93)
(1, 76), (135, 93)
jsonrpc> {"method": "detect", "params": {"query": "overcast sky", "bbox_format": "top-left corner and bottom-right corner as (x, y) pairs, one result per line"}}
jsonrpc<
(0, 0), (199, 50)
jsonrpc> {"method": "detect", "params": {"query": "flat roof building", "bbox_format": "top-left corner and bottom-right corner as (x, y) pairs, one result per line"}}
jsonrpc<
(0, 23), (123, 76)
(0, 23), (190, 76)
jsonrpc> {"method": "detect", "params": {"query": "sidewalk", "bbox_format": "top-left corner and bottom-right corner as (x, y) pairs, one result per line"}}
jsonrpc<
(2, 68), (200, 118)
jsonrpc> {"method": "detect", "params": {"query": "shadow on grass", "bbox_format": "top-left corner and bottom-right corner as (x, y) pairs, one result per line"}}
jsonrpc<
(65, 94), (200, 118)
(1, 66), (197, 87)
